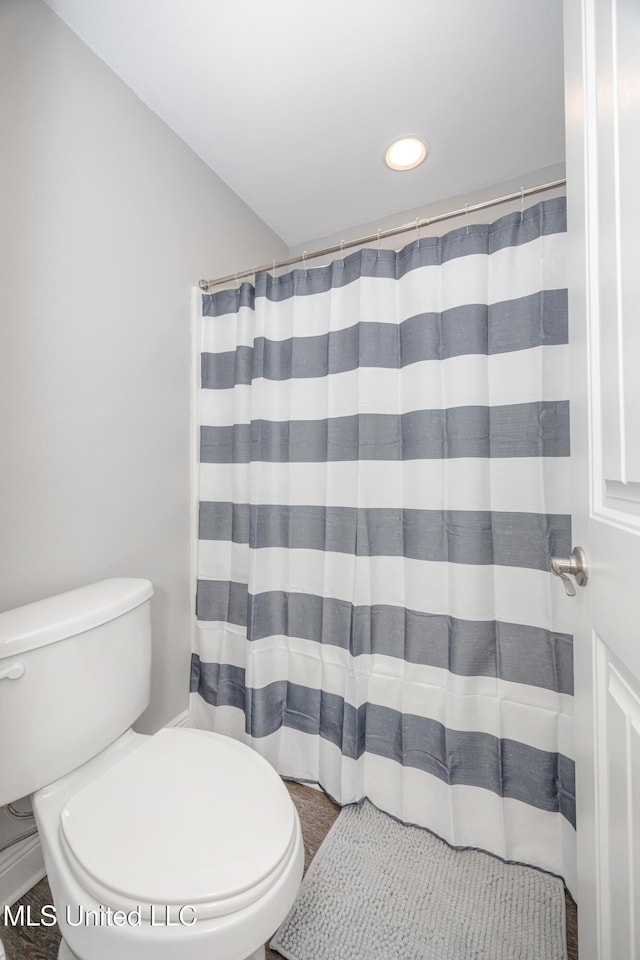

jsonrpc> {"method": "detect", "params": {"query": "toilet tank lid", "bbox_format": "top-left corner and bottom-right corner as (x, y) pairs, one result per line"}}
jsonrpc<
(0, 579), (153, 659)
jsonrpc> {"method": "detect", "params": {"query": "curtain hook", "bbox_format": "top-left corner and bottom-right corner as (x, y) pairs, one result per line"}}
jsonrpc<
(465, 203), (470, 235)
(377, 228), (382, 258)
(415, 217), (420, 246)
(234, 271), (239, 288)
(302, 250), (308, 277)
(520, 186), (525, 223)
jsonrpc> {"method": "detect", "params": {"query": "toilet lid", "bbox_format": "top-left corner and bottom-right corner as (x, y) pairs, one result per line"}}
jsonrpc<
(59, 728), (297, 919)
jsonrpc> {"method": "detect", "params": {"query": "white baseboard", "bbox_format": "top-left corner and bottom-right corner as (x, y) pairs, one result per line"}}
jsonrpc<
(166, 709), (191, 728)
(0, 833), (45, 909)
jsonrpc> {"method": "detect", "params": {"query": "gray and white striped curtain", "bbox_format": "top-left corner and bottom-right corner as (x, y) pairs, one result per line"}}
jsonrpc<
(191, 197), (575, 889)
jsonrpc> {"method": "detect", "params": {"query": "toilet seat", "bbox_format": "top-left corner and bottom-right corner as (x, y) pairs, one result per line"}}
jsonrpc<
(59, 727), (297, 921)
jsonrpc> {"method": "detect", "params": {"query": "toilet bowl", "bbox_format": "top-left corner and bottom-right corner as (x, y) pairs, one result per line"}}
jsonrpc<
(0, 579), (304, 960)
(35, 728), (304, 960)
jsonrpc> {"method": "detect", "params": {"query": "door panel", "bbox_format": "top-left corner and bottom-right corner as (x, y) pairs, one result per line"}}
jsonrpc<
(564, 0), (640, 956)
(596, 644), (640, 958)
(594, 0), (640, 485)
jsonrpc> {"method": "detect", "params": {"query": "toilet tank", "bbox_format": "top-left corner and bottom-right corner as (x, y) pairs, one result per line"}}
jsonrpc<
(0, 578), (153, 807)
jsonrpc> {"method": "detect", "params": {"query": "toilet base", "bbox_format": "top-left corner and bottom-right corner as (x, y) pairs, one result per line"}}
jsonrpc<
(58, 937), (266, 960)
(58, 942), (77, 960)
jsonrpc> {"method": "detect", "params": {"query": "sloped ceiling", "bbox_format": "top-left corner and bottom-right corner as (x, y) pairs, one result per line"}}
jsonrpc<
(43, 0), (565, 247)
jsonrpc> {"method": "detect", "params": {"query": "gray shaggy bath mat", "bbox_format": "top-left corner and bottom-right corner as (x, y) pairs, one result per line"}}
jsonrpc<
(270, 800), (566, 960)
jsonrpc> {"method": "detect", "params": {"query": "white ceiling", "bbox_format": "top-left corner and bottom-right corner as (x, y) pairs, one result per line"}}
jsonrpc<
(43, 0), (565, 248)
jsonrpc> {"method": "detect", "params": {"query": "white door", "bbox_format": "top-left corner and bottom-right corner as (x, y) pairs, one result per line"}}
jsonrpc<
(564, 1), (640, 957)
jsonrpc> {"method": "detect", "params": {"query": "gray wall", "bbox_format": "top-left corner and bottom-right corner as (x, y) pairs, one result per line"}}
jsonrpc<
(0, 0), (288, 731)
(288, 164), (566, 258)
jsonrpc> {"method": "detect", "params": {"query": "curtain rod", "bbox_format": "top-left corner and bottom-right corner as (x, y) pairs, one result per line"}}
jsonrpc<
(198, 177), (566, 292)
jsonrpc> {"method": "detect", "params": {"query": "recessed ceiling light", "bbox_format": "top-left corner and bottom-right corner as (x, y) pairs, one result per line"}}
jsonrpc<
(385, 137), (428, 171)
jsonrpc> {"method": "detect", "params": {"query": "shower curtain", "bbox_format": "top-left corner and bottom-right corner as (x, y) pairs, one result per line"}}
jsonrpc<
(191, 196), (575, 889)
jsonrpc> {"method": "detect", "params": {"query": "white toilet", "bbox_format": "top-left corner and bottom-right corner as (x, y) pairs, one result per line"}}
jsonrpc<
(0, 578), (304, 960)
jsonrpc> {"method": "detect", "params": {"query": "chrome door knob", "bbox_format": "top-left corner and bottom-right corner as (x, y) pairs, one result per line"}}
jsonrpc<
(550, 546), (589, 597)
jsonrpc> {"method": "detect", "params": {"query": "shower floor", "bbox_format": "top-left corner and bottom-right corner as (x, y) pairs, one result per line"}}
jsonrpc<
(0, 781), (577, 960)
